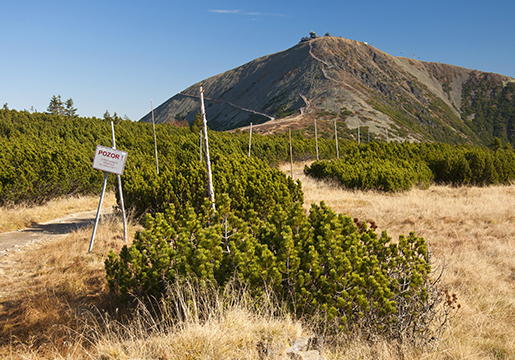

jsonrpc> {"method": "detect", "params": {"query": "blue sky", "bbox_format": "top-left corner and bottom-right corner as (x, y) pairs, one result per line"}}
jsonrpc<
(1, 0), (514, 121)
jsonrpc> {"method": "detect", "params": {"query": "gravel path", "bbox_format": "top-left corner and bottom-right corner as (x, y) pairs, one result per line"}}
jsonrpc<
(0, 207), (114, 256)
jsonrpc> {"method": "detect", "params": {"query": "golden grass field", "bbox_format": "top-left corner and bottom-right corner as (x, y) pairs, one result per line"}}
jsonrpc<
(1, 163), (515, 359)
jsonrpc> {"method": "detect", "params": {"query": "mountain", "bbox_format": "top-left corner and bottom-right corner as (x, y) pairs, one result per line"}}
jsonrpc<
(140, 35), (515, 146)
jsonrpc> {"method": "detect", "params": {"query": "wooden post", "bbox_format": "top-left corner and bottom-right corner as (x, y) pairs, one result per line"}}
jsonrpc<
(111, 121), (127, 243)
(314, 118), (319, 161)
(289, 128), (294, 179)
(358, 126), (360, 146)
(200, 87), (215, 210)
(151, 100), (159, 175)
(334, 118), (339, 159)
(248, 122), (253, 158)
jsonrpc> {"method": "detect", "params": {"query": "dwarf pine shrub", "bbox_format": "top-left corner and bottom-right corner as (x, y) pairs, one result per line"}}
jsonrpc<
(121, 154), (303, 220)
(305, 156), (433, 191)
(105, 196), (450, 343)
(305, 141), (515, 190)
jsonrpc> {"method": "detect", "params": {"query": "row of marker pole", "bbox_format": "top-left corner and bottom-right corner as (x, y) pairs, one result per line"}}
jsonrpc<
(91, 88), (387, 251)
(245, 118), (380, 179)
(228, 115), (378, 180)
(156, 87), (383, 185)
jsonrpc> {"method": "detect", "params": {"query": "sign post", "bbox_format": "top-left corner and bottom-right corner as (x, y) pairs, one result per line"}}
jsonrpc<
(88, 141), (128, 253)
(110, 121), (128, 243)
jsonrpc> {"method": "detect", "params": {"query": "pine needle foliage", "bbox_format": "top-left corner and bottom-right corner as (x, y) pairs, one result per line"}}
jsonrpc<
(305, 140), (515, 191)
(0, 109), (318, 206)
(4, 108), (515, 206)
(121, 154), (303, 220)
(105, 195), (452, 343)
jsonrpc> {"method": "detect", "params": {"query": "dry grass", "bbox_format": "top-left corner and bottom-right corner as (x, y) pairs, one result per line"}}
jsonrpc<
(0, 193), (116, 233)
(2, 165), (515, 359)
(0, 216), (308, 359)
(89, 285), (306, 360)
(284, 161), (515, 359)
(0, 202), (141, 359)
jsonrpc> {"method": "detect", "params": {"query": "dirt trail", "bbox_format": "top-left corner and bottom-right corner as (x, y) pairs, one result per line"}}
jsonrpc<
(308, 40), (358, 93)
(178, 92), (275, 121)
(0, 207), (114, 256)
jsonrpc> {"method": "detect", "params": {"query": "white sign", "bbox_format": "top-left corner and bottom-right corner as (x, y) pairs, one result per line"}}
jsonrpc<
(92, 145), (128, 175)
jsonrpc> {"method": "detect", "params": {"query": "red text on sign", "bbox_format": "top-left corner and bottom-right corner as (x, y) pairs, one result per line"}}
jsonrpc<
(98, 149), (121, 159)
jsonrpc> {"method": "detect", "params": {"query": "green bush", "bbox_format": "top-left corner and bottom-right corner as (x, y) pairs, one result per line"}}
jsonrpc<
(3, 108), (515, 205)
(305, 156), (433, 192)
(121, 154), (303, 220)
(305, 141), (515, 190)
(427, 146), (515, 186)
(105, 197), (447, 341)
(0, 112), (109, 205)
(0, 109), (328, 206)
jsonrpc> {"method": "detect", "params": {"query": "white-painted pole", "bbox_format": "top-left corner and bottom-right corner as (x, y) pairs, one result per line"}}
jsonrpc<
(89, 172), (108, 253)
(314, 118), (319, 161)
(200, 87), (215, 210)
(200, 130), (203, 163)
(334, 118), (339, 159)
(151, 100), (159, 175)
(111, 121), (127, 243)
(248, 123), (253, 158)
(289, 128), (294, 179)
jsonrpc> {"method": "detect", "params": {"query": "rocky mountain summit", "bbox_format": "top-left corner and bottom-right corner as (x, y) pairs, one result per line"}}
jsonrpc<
(140, 35), (515, 145)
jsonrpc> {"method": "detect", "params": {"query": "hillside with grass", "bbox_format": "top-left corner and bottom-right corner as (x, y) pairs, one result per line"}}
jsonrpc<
(140, 35), (515, 147)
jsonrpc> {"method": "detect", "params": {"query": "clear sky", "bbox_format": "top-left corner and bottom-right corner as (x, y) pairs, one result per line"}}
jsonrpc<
(1, 0), (514, 121)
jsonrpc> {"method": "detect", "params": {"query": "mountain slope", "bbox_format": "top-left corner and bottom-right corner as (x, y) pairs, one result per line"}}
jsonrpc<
(140, 36), (515, 146)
